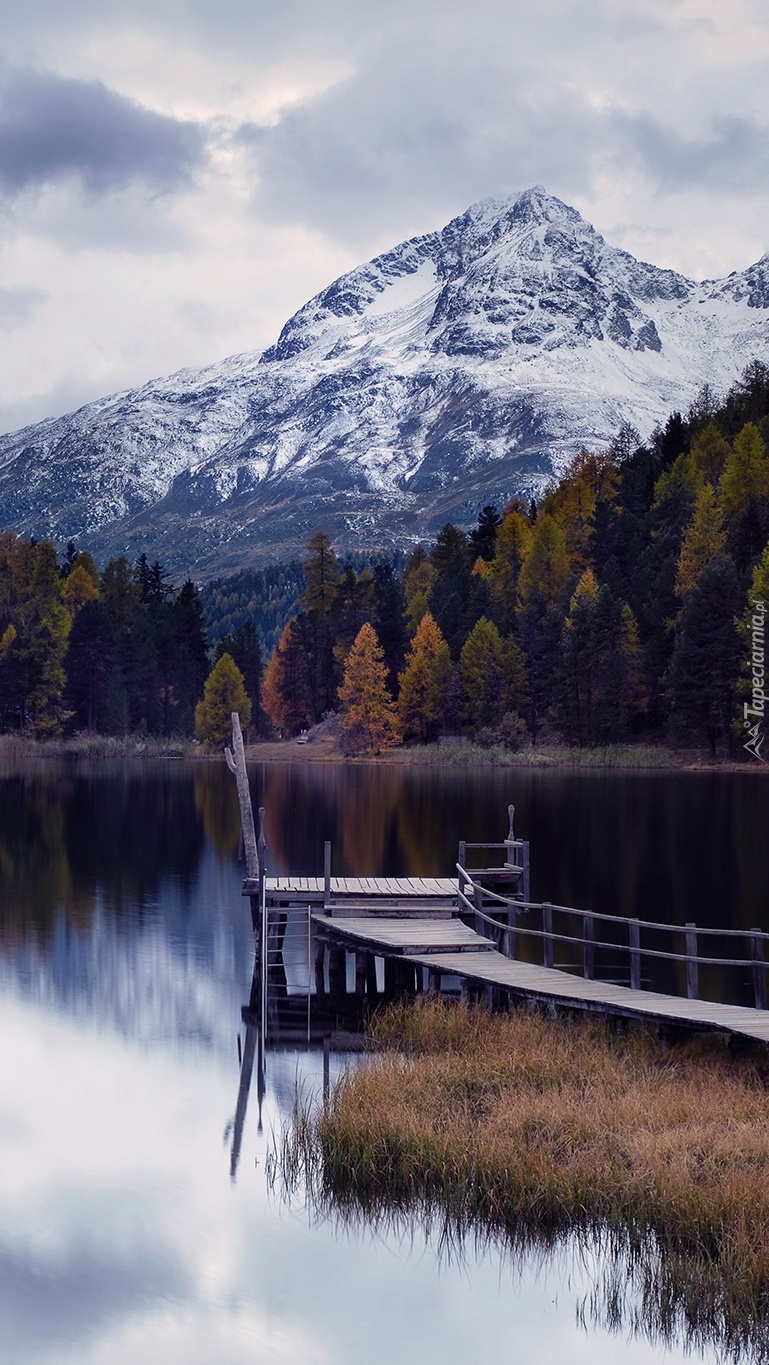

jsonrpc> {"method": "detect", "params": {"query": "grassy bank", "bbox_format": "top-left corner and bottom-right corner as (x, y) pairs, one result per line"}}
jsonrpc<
(0, 732), (197, 759)
(276, 999), (769, 1360)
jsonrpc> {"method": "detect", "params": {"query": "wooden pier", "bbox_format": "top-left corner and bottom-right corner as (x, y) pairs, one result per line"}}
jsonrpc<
(225, 713), (769, 1054)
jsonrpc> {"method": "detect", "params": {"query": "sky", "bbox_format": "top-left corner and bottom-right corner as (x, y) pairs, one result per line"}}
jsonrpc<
(0, 0), (768, 434)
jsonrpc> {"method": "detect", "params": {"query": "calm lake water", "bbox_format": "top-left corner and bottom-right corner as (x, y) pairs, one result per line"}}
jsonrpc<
(1, 754), (767, 1364)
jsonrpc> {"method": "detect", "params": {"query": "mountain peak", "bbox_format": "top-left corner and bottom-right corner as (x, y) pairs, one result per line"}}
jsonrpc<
(0, 190), (767, 575)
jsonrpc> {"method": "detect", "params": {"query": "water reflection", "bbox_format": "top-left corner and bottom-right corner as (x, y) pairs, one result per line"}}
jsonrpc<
(0, 757), (766, 1364)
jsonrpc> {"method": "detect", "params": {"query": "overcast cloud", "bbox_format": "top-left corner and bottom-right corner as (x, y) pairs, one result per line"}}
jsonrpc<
(0, 0), (767, 432)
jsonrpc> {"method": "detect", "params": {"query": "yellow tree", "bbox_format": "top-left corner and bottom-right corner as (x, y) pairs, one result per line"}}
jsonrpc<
(195, 653), (251, 750)
(397, 611), (451, 741)
(675, 485), (726, 601)
(338, 622), (401, 755)
(477, 508), (531, 631)
(61, 557), (100, 618)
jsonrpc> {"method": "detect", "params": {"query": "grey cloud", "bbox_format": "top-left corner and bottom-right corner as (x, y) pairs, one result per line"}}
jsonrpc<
(0, 70), (207, 197)
(240, 56), (603, 246)
(0, 1223), (192, 1350)
(0, 284), (45, 330)
(611, 110), (769, 193)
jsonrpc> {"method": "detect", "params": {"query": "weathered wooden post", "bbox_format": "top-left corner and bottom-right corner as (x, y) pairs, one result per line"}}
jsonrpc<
(629, 918), (641, 991)
(225, 712), (260, 936)
(542, 902), (554, 969)
(521, 841), (531, 905)
(583, 914), (595, 981)
(685, 924), (699, 1000)
(473, 879), (484, 938)
(752, 931), (767, 1010)
(314, 936), (327, 996)
(323, 841), (332, 911)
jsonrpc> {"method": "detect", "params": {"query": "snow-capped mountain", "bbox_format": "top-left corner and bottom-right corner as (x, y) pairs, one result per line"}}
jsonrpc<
(2, 186), (768, 576)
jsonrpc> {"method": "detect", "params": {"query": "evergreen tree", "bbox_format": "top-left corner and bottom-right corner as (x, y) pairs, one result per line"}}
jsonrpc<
(215, 622), (262, 735)
(665, 555), (743, 754)
(469, 505), (501, 562)
(195, 653), (251, 750)
(459, 617), (529, 730)
(338, 622), (400, 755)
(261, 618), (313, 735)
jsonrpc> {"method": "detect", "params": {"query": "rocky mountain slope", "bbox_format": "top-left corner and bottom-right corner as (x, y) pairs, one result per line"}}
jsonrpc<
(1, 186), (768, 576)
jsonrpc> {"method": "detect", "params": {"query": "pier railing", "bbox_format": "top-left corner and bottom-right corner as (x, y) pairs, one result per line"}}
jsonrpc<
(457, 865), (769, 1011)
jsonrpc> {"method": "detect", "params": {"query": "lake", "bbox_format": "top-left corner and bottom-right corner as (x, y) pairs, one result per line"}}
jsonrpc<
(1, 753), (766, 1364)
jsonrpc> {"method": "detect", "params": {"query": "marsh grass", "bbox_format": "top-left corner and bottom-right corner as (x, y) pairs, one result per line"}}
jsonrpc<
(383, 742), (690, 769)
(274, 999), (769, 1362)
(0, 732), (195, 759)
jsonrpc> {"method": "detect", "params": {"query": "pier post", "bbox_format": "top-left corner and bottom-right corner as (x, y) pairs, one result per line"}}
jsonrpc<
(314, 937), (327, 995)
(752, 931), (767, 1010)
(685, 924), (699, 1000)
(629, 919), (641, 991)
(323, 841), (331, 911)
(542, 902), (554, 969)
(583, 914), (595, 981)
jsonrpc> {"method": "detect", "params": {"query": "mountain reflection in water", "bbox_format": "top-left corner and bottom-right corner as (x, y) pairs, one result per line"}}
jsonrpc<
(0, 754), (765, 1364)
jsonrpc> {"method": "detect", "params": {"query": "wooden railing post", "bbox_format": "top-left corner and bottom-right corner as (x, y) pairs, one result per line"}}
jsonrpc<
(542, 902), (554, 969)
(629, 918), (641, 991)
(583, 914), (595, 981)
(685, 923), (699, 1000)
(506, 907), (518, 960)
(752, 931), (767, 1010)
(458, 840), (466, 899)
(521, 842), (530, 904)
(473, 880), (484, 939)
(323, 840), (332, 911)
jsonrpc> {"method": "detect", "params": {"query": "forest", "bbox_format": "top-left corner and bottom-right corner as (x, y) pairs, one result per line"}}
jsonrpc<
(0, 361), (767, 756)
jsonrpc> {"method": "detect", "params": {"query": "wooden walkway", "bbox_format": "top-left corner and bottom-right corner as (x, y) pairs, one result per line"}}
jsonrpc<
(256, 875), (458, 902)
(312, 913), (769, 1045)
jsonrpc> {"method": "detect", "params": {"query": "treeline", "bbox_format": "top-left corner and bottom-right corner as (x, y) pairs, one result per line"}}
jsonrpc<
(1, 361), (767, 752)
(0, 541), (210, 735)
(260, 362), (769, 755)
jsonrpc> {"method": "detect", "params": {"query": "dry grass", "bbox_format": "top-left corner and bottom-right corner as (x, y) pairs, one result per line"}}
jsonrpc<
(275, 999), (769, 1361)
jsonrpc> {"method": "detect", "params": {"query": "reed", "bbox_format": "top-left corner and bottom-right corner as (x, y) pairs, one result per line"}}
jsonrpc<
(275, 999), (769, 1361)
(381, 742), (687, 769)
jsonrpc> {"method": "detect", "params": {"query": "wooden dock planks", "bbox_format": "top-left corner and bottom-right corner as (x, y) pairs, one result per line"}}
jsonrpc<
(311, 914), (496, 955)
(406, 949), (769, 1045)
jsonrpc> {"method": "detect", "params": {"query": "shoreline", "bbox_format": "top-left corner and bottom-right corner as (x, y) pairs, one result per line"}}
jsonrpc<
(0, 731), (765, 774)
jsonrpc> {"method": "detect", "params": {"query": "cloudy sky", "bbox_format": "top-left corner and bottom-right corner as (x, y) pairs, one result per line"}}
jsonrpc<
(0, 0), (768, 432)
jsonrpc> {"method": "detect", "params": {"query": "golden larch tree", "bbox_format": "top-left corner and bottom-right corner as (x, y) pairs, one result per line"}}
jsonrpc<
(338, 622), (401, 755)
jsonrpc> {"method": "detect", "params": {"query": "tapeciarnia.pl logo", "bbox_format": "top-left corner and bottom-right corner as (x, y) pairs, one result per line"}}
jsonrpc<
(744, 598), (767, 764)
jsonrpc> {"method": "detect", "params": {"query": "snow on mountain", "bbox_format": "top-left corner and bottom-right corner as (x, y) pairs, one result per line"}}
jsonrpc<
(1, 186), (768, 576)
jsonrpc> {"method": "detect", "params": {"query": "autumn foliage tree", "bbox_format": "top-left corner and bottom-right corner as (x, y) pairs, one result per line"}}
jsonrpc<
(195, 653), (251, 750)
(397, 611), (451, 741)
(338, 622), (401, 755)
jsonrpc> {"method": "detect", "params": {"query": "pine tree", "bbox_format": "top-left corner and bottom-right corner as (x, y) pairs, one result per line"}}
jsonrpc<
(665, 555), (743, 754)
(195, 653), (251, 750)
(338, 622), (400, 755)
(459, 617), (529, 730)
(397, 611), (451, 741)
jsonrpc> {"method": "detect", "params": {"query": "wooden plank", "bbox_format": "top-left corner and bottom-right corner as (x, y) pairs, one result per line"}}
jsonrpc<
(403, 951), (769, 1045)
(312, 915), (496, 956)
